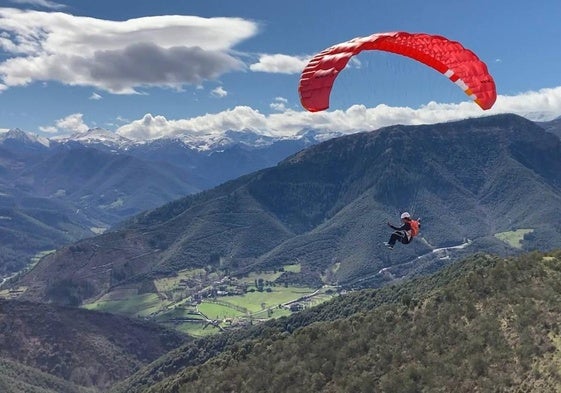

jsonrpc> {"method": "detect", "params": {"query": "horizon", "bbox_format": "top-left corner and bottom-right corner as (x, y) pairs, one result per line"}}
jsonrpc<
(1, 1), (561, 140)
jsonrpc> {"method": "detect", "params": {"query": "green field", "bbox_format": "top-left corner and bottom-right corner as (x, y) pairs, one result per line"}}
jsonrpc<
(82, 263), (336, 337)
(154, 268), (207, 292)
(83, 293), (167, 317)
(222, 286), (315, 312)
(153, 307), (216, 336)
(495, 229), (533, 249)
(176, 323), (219, 337)
(198, 302), (246, 319)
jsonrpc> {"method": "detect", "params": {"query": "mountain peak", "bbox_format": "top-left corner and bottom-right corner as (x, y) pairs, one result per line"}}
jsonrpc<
(59, 127), (133, 149)
(0, 128), (50, 147)
(2, 128), (30, 140)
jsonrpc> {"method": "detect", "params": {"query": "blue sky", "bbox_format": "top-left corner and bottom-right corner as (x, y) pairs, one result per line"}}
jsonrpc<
(1, 0), (561, 140)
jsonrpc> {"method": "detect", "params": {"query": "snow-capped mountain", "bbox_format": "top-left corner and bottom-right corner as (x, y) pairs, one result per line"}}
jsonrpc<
(0, 126), (324, 276)
(0, 128), (50, 148)
(52, 128), (133, 150)
(44, 127), (331, 153)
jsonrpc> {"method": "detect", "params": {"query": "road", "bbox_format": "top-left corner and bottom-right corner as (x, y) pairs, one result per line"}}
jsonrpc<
(378, 239), (473, 274)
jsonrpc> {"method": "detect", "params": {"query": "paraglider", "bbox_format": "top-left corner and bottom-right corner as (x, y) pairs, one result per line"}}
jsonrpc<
(384, 212), (421, 250)
(298, 31), (497, 112)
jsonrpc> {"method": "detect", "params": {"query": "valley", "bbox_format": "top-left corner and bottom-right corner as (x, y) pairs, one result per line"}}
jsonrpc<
(0, 127), (318, 277)
(1, 114), (561, 392)
(1, 1), (560, 390)
(82, 263), (337, 337)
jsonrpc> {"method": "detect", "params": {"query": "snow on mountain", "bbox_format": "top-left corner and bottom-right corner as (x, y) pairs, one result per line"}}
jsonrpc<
(54, 128), (133, 149)
(296, 128), (344, 143)
(0, 128), (50, 147)
(173, 129), (284, 152)
(171, 128), (340, 152)
(3, 126), (335, 153)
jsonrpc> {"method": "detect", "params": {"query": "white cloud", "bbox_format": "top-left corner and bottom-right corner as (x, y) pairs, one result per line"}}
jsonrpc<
(270, 97), (288, 112)
(0, 8), (257, 93)
(38, 125), (57, 134)
(40, 113), (89, 134)
(9, 0), (66, 10)
(491, 86), (561, 121)
(89, 92), (102, 100)
(211, 86), (228, 98)
(116, 86), (561, 142)
(249, 54), (310, 74)
(117, 107), (267, 140)
(56, 113), (89, 133)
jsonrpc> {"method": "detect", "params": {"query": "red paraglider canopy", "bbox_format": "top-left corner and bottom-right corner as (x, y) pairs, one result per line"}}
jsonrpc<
(298, 32), (497, 112)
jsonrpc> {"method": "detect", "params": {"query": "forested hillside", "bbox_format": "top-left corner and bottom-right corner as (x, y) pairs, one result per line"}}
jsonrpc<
(0, 358), (95, 393)
(14, 114), (561, 307)
(0, 300), (189, 391)
(117, 250), (561, 393)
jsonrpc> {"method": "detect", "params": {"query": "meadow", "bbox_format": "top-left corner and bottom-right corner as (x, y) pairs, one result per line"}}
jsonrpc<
(495, 229), (533, 249)
(82, 263), (336, 337)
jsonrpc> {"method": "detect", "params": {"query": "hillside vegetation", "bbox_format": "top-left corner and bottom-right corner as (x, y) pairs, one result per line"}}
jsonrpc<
(6, 114), (561, 392)
(0, 358), (95, 393)
(13, 114), (561, 309)
(0, 300), (189, 391)
(0, 130), (311, 276)
(119, 250), (561, 393)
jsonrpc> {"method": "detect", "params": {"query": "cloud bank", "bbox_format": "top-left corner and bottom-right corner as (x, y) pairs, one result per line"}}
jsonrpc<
(0, 8), (257, 93)
(3, 8), (560, 142)
(115, 86), (561, 141)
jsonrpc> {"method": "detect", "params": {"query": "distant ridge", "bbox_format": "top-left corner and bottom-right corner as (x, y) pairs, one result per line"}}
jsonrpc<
(0, 126), (317, 275)
(12, 113), (561, 305)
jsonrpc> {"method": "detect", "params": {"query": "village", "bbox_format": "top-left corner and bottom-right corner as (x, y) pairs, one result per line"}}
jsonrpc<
(148, 265), (338, 334)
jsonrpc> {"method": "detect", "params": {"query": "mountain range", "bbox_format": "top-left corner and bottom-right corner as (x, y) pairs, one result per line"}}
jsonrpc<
(0, 127), (320, 275)
(2, 113), (561, 392)
(11, 113), (561, 307)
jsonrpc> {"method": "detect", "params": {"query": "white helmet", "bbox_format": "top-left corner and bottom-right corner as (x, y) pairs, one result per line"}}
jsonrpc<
(400, 212), (411, 219)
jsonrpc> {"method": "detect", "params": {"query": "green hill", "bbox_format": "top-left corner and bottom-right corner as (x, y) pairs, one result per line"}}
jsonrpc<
(115, 250), (561, 393)
(13, 114), (561, 307)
